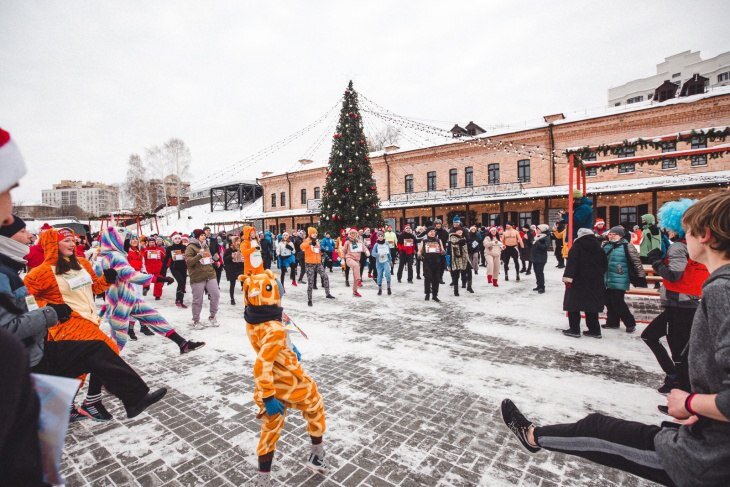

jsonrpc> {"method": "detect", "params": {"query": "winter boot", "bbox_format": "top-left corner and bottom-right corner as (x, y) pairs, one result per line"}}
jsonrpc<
(504, 273), (509, 281)
(180, 340), (206, 354)
(467, 285), (474, 293)
(378, 287), (382, 295)
(658, 375), (679, 395)
(155, 296), (161, 301)
(487, 275), (492, 283)
(142, 287), (149, 296)
(308, 299), (312, 307)
(387, 287), (391, 295)
(516, 274), (520, 282)
(325, 294), (335, 299)
(178, 302), (188, 309)
(230, 298), (236, 305)
(562, 329), (580, 338)
(425, 294), (430, 301)
(454, 286), (459, 297)
(493, 278), (499, 287)
(582, 331), (602, 339)
(432, 295), (441, 302)
(292, 279), (297, 287)
(125, 388), (168, 419)
(128, 326), (137, 341)
(353, 290), (362, 297)
(345, 279), (350, 287)
(500, 399), (540, 453)
(140, 325), (154, 336)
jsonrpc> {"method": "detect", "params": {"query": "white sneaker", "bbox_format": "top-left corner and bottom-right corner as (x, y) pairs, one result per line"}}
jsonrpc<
(304, 450), (329, 475)
(208, 316), (219, 327)
(190, 320), (205, 330)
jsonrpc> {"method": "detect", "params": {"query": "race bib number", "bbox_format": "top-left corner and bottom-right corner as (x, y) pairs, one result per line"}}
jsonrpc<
(250, 250), (263, 268)
(64, 270), (92, 291)
(404, 239), (413, 247)
(200, 251), (212, 265)
(25, 295), (39, 311)
(313, 247), (320, 254)
(148, 251), (160, 260)
(471, 241), (478, 249)
(172, 250), (184, 261)
(426, 242), (440, 254)
(350, 243), (359, 251)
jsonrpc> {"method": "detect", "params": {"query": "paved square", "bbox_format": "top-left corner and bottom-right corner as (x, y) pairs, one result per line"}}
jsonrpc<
(61, 265), (662, 486)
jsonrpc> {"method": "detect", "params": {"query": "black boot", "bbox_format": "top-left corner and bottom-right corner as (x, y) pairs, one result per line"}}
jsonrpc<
(128, 326), (137, 341)
(140, 325), (154, 336)
(425, 294), (430, 301)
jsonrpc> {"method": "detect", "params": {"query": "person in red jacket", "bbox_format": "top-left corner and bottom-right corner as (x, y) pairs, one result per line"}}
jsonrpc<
(75, 235), (88, 257)
(143, 237), (167, 300)
(25, 222), (52, 270)
(396, 225), (417, 283)
(124, 236), (152, 338)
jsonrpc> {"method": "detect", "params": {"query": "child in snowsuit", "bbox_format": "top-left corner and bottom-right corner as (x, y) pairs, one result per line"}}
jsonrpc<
(418, 227), (445, 301)
(372, 231), (392, 295)
(243, 270), (328, 485)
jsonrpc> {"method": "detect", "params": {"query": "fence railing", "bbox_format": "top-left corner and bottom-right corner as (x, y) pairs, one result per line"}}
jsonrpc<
(388, 182), (523, 204)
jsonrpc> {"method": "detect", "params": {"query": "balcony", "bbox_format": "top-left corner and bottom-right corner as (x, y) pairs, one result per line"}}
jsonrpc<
(387, 182), (524, 205)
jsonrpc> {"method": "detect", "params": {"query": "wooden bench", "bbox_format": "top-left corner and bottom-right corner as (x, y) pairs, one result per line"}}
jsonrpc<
(626, 287), (660, 297)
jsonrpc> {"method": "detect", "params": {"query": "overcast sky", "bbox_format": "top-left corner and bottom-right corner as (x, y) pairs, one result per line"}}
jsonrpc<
(2, 0), (729, 202)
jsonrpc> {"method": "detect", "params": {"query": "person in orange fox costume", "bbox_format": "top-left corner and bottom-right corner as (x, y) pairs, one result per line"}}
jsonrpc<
(242, 270), (328, 485)
(240, 225), (264, 277)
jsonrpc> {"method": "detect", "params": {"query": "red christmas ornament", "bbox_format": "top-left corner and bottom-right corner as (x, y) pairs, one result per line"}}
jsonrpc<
(345, 187), (350, 192)
(333, 133), (341, 139)
(348, 168), (353, 173)
(327, 170), (332, 176)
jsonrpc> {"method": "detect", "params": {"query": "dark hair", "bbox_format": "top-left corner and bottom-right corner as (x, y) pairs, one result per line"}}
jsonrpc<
(56, 252), (82, 275)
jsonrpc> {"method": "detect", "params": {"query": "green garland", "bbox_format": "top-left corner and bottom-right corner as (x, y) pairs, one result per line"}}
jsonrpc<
(566, 127), (730, 168)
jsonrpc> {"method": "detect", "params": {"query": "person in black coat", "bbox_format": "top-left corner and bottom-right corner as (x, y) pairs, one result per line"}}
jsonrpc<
(162, 233), (189, 308)
(562, 228), (607, 338)
(531, 224), (550, 293)
(434, 219), (450, 284)
(223, 236), (244, 305)
(260, 232), (274, 270)
(519, 225), (533, 275)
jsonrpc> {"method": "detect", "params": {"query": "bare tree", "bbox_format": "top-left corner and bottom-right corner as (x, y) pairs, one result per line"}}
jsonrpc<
(366, 125), (401, 151)
(163, 138), (192, 217)
(125, 153), (151, 213)
(145, 145), (168, 217)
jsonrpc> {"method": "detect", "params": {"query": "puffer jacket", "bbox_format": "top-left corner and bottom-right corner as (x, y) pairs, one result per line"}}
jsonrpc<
(185, 240), (217, 284)
(603, 238), (644, 291)
(530, 234), (549, 264)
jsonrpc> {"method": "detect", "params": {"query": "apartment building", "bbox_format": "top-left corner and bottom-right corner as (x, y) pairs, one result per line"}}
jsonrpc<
(42, 180), (120, 216)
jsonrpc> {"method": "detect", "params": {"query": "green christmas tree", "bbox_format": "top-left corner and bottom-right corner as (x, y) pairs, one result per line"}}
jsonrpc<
(319, 81), (383, 234)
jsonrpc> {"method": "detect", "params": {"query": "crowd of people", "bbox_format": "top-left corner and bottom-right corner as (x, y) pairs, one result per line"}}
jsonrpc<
(1, 127), (728, 487)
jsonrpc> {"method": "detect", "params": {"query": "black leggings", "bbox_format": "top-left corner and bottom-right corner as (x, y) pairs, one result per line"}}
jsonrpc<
(503, 246), (520, 275)
(229, 280), (238, 301)
(535, 413), (675, 486)
(170, 266), (187, 303)
(641, 308), (696, 390)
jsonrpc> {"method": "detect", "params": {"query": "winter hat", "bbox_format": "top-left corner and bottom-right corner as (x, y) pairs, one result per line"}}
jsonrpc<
(377, 231), (385, 238)
(40, 222), (52, 231)
(404, 224), (411, 231)
(657, 198), (696, 239)
(434, 218), (442, 225)
(608, 226), (626, 238)
(426, 227), (435, 233)
(192, 229), (205, 239)
(0, 214), (26, 238)
(576, 227), (593, 239)
(595, 218), (605, 227)
(308, 226), (317, 237)
(452, 216), (461, 225)
(57, 227), (75, 241)
(537, 224), (550, 233)
(572, 189), (584, 199)
(0, 129), (27, 193)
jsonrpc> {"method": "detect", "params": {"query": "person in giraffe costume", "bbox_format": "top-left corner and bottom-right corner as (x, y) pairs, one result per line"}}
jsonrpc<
(242, 270), (328, 486)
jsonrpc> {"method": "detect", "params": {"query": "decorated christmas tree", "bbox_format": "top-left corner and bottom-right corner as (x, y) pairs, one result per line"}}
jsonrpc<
(318, 81), (383, 234)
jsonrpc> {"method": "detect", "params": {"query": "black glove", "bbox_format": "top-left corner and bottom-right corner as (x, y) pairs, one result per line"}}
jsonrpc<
(160, 275), (175, 285)
(646, 249), (663, 266)
(47, 303), (72, 323)
(103, 268), (118, 284)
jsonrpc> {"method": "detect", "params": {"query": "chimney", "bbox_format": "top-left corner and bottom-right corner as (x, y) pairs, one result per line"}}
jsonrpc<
(298, 159), (313, 165)
(383, 145), (400, 153)
(261, 171), (273, 177)
(543, 113), (565, 123)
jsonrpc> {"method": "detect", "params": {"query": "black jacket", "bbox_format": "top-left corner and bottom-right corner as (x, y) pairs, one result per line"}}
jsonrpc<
(530, 235), (549, 264)
(466, 231), (483, 255)
(162, 243), (187, 274)
(563, 234), (607, 313)
(223, 248), (244, 282)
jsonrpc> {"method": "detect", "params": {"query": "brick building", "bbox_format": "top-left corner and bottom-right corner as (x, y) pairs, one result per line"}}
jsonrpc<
(253, 87), (730, 233)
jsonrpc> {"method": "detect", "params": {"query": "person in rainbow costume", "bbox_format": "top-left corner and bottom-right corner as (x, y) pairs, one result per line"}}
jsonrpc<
(97, 225), (205, 354)
(242, 269), (328, 485)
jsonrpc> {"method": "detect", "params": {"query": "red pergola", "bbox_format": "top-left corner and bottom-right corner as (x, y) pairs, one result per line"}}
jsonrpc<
(567, 143), (730, 246)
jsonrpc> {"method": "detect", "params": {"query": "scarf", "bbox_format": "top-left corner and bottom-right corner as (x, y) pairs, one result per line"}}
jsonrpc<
(244, 304), (283, 325)
(0, 235), (28, 264)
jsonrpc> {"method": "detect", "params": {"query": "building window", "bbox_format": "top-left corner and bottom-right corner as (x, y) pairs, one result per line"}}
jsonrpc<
(719, 72), (730, 83)
(427, 171), (437, 191)
(518, 212), (532, 228)
(517, 159), (530, 183)
(488, 163), (500, 184)
(614, 102), (621, 107)
(449, 168), (458, 188)
(620, 206), (637, 226)
(271, 193), (276, 208)
(691, 135), (707, 166)
(280, 192), (286, 207)
(661, 141), (677, 169)
(404, 174), (414, 193)
(465, 166), (473, 187)
(488, 213), (499, 227)
(626, 95), (643, 104)
(617, 147), (635, 173)
(672, 72), (681, 79)
(582, 152), (597, 177)
(314, 187), (320, 199)
(300, 188), (307, 204)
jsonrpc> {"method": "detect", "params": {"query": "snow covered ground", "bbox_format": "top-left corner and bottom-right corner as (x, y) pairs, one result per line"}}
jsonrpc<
(61, 263), (662, 486)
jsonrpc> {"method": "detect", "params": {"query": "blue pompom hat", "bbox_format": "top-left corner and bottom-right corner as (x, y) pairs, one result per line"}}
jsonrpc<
(657, 198), (697, 239)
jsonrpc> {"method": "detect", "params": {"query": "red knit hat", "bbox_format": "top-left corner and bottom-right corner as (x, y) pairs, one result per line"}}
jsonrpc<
(57, 227), (75, 241)
(0, 128), (27, 193)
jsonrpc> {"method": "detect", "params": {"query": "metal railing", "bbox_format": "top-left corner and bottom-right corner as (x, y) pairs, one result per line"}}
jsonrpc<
(388, 182), (524, 204)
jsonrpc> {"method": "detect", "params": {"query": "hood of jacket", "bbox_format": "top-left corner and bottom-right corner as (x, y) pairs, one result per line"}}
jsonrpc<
(241, 226), (256, 250)
(703, 263), (730, 289)
(40, 228), (63, 266)
(307, 226), (317, 238)
(100, 226), (126, 255)
(641, 214), (656, 225)
(579, 196), (593, 208)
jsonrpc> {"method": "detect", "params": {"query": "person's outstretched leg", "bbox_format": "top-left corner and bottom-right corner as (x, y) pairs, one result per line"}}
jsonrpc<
(317, 264), (332, 297)
(132, 302), (205, 353)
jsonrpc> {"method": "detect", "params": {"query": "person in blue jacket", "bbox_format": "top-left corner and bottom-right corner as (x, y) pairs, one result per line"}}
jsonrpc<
(602, 226), (646, 333)
(319, 232), (335, 273)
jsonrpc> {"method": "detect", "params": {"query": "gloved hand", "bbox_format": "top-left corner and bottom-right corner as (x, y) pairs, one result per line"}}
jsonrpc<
(292, 344), (301, 362)
(47, 303), (72, 323)
(647, 249), (663, 266)
(103, 268), (118, 284)
(263, 396), (285, 416)
(159, 275), (175, 285)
